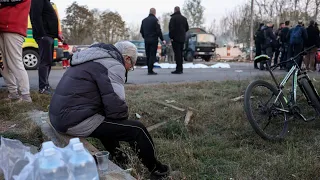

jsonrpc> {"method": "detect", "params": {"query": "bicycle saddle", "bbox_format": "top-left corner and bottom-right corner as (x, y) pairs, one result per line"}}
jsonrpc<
(254, 55), (270, 63)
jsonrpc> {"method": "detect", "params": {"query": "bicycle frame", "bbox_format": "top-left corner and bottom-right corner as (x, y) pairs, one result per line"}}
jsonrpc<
(262, 45), (318, 121)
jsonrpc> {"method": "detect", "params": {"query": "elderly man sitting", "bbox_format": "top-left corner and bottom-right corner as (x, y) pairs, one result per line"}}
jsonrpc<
(49, 41), (169, 179)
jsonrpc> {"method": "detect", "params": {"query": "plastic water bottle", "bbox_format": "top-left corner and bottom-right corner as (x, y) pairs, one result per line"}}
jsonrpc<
(69, 143), (99, 180)
(63, 138), (81, 160)
(35, 147), (71, 180)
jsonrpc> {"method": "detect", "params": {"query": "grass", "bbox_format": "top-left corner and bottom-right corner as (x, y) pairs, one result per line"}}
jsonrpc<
(123, 79), (320, 179)
(1, 77), (320, 179)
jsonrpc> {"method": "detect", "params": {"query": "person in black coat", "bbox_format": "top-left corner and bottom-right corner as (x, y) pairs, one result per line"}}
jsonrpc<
(140, 8), (165, 75)
(304, 20), (320, 71)
(254, 23), (264, 69)
(30, 0), (62, 94)
(261, 22), (276, 70)
(169, 6), (189, 74)
(279, 21), (290, 70)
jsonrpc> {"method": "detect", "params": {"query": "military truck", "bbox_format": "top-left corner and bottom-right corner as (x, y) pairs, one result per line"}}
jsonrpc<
(163, 28), (216, 62)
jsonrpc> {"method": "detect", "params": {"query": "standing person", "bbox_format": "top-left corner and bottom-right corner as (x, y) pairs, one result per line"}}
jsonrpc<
(169, 6), (189, 74)
(254, 23), (264, 69)
(140, 8), (165, 75)
(30, 0), (61, 94)
(0, 0), (32, 102)
(304, 20), (319, 71)
(279, 21), (291, 70)
(287, 20), (308, 70)
(274, 23), (285, 66)
(261, 22), (276, 70)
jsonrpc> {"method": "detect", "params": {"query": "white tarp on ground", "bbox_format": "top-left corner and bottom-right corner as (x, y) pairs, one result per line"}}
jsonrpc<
(141, 63), (230, 69)
(211, 63), (231, 69)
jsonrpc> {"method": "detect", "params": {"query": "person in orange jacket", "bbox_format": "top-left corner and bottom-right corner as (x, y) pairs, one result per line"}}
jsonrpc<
(0, 0), (32, 102)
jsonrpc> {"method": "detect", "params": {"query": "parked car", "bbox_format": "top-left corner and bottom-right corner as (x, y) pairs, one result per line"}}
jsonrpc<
(130, 40), (160, 66)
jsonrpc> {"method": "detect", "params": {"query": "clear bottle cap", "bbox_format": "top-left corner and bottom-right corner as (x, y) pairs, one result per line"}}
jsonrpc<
(69, 138), (80, 145)
(72, 143), (84, 151)
(43, 148), (56, 157)
(42, 141), (55, 150)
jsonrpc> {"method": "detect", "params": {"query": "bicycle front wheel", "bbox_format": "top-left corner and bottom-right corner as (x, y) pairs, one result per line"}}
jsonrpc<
(244, 80), (289, 141)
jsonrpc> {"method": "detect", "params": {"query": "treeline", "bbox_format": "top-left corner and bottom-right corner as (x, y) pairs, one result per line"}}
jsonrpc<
(62, 2), (128, 45)
(216, 0), (320, 46)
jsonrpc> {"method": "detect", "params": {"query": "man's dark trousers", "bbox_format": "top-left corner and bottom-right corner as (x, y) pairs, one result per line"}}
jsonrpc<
(37, 36), (53, 90)
(254, 43), (262, 68)
(89, 119), (158, 172)
(261, 47), (273, 69)
(287, 43), (304, 69)
(280, 44), (288, 68)
(274, 48), (280, 65)
(172, 41), (184, 72)
(145, 41), (158, 73)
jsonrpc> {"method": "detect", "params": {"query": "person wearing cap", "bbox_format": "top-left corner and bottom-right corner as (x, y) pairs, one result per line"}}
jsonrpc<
(49, 41), (170, 179)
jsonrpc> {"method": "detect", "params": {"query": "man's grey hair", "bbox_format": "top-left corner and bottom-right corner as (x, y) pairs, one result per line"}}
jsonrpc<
(114, 41), (138, 64)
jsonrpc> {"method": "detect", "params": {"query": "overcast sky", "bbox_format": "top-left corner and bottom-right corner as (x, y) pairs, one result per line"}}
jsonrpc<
(52, 0), (246, 27)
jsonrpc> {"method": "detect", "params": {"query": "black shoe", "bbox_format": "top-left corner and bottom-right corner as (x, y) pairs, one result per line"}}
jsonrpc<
(109, 149), (129, 169)
(171, 71), (183, 74)
(254, 66), (259, 69)
(148, 72), (158, 75)
(150, 163), (170, 180)
(39, 86), (52, 95)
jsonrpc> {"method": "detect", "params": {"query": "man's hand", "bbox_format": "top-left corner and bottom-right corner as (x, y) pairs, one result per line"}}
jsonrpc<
(58, 34), (65, 42)
(162, 40), (166, 45)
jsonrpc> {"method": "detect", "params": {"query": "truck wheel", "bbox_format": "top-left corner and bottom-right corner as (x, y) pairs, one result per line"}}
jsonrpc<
(203, 56), (212, 62)
(186, 51), (194, 62)
(23, 49), (40, 70)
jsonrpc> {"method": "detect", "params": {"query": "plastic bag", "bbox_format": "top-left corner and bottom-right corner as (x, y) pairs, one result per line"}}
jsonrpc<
(12, 152), (37, 180)
(0, 137), (31, 180)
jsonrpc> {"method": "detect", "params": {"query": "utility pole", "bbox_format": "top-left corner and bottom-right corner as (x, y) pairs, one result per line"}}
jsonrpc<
(250, 0), (254, 61)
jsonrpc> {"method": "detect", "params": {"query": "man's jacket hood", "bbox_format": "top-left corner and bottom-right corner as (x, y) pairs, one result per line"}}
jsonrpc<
(71, 43), (125, 67)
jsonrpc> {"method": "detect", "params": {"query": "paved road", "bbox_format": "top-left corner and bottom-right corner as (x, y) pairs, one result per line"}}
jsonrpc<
(1, 62), (319, 90)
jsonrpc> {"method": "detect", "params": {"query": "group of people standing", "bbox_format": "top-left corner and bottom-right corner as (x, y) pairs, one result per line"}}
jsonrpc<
(254, 20), (320, 71)
(140, 6), (189, 75)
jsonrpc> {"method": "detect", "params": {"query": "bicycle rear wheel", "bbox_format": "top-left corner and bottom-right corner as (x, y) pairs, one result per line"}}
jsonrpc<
(299, 78), (320, 115)
(244, 80), (289, 141)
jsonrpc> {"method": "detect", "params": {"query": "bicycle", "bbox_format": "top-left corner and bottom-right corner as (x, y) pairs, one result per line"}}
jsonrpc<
(244, 46), (320, 141)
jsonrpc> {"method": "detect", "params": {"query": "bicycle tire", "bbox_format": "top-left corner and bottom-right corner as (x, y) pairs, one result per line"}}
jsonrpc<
(299, 78), (320, 114)
(244, 80), (289, 141)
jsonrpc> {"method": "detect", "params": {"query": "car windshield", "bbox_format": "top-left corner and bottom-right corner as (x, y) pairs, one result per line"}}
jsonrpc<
(197, 34), (215, 43)
(131, 41), (145, 49)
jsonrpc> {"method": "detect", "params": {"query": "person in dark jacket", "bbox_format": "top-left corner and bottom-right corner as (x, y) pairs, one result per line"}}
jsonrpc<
(304, 20), (319, 71)
(140, 8), (165, 75)
(287, 20), (308, 70)
(274, 23), (284, 66)
(254, 23), (264, 69)
(49, 41), (170, 180)
(261, 22), (276, 70)
(279, 21), (290, 70)
(30, 0), (62, 94)
(169, 6), (189, 74)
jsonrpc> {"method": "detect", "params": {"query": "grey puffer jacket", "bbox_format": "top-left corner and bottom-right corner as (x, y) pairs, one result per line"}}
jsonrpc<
(49, 43), (128, 133)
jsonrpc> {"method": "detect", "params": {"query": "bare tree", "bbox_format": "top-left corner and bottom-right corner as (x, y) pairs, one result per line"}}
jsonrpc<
(315, 0), (320, 20)
(182, 0), (205, 28)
